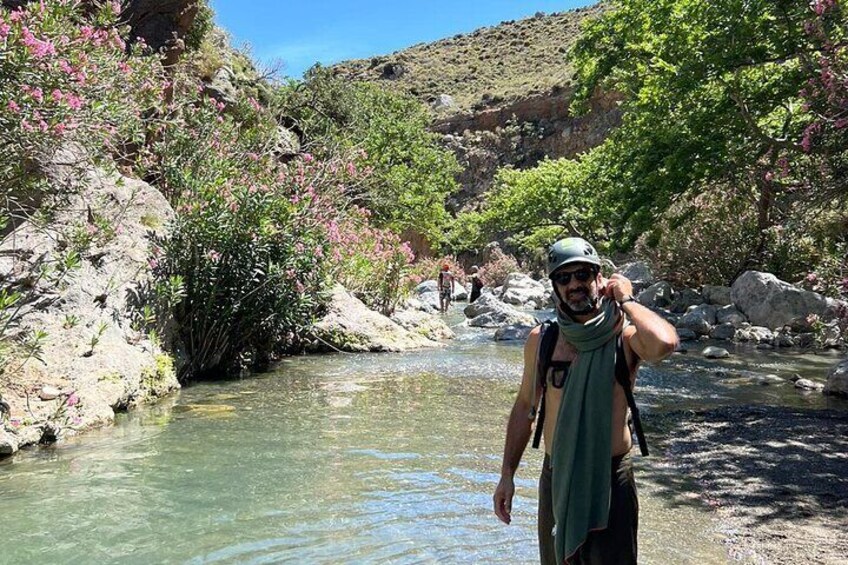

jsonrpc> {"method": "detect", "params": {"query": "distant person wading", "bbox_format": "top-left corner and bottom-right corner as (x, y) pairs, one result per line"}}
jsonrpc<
(438, 264), (455, 314)
(469, 265), (484, 303)
(494, 237), (679, 565)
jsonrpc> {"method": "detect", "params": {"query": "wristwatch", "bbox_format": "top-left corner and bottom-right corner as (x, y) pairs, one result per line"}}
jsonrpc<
(619, 295), (638, 307)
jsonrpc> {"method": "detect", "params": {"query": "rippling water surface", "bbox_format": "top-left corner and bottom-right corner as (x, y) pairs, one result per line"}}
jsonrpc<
(1, 310), (843, 564)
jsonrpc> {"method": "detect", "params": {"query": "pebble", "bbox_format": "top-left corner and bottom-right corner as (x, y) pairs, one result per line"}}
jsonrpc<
(703, 346), (730, 359)
(794, 379), (824, 391)
(38, 386), (61, 401)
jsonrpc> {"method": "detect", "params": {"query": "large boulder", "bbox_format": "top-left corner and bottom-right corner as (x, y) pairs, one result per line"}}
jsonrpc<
(391, 310), (455, 341)
(823, 359), (848, 398)
(500, 273), (548, 308)
(415, 280), (439, 294)
(618, 261), (654, 291)
(0, 155), (180, 458)
(310, 285), (441, 352)
(638, 281), (673, 309)
(731, 271), (833, 330)
(464, 294), (537, 328)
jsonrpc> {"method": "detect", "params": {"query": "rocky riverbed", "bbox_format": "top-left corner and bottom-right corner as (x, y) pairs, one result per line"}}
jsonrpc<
(657, 405), (848, 564)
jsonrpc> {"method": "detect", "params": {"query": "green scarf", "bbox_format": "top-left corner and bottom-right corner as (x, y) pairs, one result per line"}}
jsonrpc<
(551, 297), (622, 564)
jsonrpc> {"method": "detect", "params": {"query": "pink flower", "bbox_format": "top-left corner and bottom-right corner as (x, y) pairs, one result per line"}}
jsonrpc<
(58, 59), (74, 74)
(66, 393), (79, 407)
(65, 94), (83, 110)
(30, 87), (43, 103)
(7, 100), (20, 113)
(248, 97), (262, 112)
(0, 22), (10, 39)
(207, 250), (221, 262)
(51, 88), (64, 102)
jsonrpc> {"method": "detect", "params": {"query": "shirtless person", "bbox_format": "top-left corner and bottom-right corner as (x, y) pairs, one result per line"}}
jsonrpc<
(493, 237), (678, 564)
(438, 264), (454, 314)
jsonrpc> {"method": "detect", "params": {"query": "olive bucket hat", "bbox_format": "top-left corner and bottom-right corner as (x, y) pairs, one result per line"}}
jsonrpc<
(546, 237), (601, 278)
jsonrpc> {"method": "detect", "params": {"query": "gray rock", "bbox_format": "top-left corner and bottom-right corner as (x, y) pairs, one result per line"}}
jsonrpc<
(702, 285), (733, 306)
(670, 288), (704, 313)
(274, 126), (301, 160)
(676, 328), (698, 341)
(716, 305), (747, 327)
(0, 157), (180, 453)
(501, 273), (548, 308)
(731, 271), (832, 330)
(418, 291), (441, 311)
(820, 321), (844, 348)
(38, 386), (61, 401)
(710, 323), (737, 341)
(204, 66), (238, 106)
(391, 310), (455, 341)
(0, 429), (19, 456)
(703, 346), (730, 359)
(756, 374), (785, 386)
(637, 281), (673, 309)
(416, 280), (439, 294)
(735, 326), (774, 344)
(494, 323), (536, 341)
(311, 285), (441, 352)
(464, 293), (509, 318)
(823, 359), (848, 398)
(469, 310), (537, 329)
(676, 305), (717, 336)
(432, 94), (456, 109)
(618, 261), (654, 290)
(798, 333), (816, 349)
(774, 331), (796, 348)
(451, 281), (468, 302)
(794, 378), (825, 391)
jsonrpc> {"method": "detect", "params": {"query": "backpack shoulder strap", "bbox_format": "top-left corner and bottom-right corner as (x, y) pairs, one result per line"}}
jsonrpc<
(615, 335), (649, 456)
(532, 320), (559, 449)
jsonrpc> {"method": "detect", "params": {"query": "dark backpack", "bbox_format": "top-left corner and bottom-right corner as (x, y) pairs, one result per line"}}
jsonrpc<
(531, 320), (649, 456)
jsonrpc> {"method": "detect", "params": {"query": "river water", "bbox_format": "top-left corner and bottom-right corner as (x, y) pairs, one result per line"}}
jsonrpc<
(1, 311), (844, 564)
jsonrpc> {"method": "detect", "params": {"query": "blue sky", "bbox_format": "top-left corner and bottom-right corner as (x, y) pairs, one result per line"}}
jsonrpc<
(210, 1), (596, 79)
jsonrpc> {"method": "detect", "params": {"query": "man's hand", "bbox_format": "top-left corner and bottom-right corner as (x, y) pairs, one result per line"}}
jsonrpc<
(494, 475), (515, 524)
(603, 273), (634, 303)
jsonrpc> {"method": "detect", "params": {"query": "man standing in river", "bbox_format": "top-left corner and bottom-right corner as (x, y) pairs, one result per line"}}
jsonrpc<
(493, 237), (678, 564)
(438, 264), (455, 313)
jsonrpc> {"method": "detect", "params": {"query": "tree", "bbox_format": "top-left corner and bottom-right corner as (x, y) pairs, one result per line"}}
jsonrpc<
(569, 0), (847, 265)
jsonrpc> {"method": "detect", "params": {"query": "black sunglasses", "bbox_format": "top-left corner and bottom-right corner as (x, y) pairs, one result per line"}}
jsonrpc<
(552, 268), (597, 286)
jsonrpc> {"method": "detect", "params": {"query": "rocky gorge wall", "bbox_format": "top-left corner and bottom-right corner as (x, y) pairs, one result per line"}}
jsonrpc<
(435, 88), (622, 211)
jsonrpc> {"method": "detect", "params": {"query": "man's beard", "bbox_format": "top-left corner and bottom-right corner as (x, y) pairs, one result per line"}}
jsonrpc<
(563, 286), (599, 316)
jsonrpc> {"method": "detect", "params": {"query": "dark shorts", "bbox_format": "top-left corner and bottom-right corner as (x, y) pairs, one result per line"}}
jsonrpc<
(538, 452), (639, 565)
(440, 288), (451, 300)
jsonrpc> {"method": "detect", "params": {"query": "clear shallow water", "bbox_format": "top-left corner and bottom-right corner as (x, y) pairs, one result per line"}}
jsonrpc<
(1, 310), (844, 564)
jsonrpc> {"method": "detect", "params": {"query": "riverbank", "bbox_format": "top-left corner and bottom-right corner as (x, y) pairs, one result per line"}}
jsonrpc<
(659, 404), (848, 564)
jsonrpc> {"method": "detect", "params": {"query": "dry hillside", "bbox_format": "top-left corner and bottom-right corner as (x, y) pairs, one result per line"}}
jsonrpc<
(333, 3), (605, 116)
